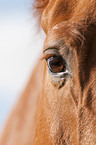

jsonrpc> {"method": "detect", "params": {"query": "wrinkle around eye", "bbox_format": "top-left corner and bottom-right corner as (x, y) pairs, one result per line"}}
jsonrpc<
(48, 69), (72, 85)
(43, 46), (59, 53)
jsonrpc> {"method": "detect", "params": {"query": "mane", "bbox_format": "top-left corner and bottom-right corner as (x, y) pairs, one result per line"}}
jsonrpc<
(72, 0), (96, 25)
(33, 0), (49, 14)
(33, 0), (96, 48)
(34, 0), (96, 25)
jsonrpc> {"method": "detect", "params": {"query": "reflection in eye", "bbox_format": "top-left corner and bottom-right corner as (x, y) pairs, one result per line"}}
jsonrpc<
(47, 56), (66, 73)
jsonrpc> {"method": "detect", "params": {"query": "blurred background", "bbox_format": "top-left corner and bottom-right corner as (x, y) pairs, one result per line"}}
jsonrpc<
(0, 0), (45, 134)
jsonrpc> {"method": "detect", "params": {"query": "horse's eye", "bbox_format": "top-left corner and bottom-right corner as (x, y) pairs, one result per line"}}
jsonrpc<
(47, 56), (66, 73)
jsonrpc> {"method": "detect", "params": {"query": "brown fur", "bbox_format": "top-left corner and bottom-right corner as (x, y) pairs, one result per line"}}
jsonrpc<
(35, 0), (96, 144)
(1, 0), (96, 145)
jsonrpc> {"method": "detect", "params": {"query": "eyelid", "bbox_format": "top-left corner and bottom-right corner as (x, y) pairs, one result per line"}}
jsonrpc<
(50, 70), (72, 78)
(42, 48), (60, 60)
(42, 53), (59, 60)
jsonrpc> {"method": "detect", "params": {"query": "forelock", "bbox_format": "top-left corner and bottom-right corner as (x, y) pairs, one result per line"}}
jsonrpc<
(33, 0), (49, 14)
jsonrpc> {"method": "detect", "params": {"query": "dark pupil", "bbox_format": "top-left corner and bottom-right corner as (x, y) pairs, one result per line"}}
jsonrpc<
(48, 56), (65, 73)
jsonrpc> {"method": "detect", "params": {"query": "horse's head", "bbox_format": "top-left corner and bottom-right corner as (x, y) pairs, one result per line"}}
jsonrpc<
(35, 0), (96, 144)
(0, 1), (96, 145)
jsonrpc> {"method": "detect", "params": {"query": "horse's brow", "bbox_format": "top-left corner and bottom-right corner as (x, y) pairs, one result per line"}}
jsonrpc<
(43, 39), (68, 54)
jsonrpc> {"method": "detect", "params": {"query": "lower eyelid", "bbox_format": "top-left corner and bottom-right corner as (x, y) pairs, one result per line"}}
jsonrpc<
(52, 70), (71, 77)
(48, 68), (72, 78)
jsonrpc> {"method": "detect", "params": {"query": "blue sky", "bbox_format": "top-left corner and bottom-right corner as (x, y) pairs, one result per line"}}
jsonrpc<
(0, 0), (45, 134)
(0, 0), (31, 13)
(0, 0), (31, 133)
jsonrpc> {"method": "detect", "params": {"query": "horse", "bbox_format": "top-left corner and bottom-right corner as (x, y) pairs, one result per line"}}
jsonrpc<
(1, 0), (96, 144)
